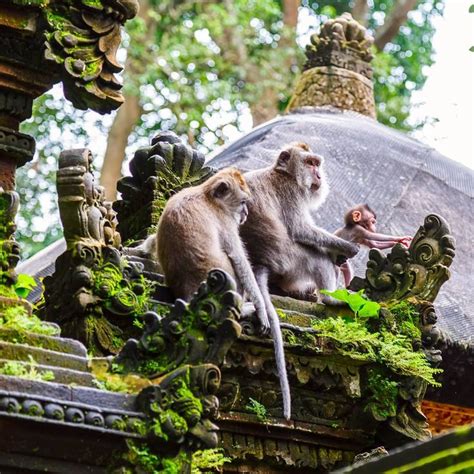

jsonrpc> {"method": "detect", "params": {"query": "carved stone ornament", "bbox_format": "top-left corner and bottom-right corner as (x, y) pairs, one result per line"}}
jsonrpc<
(43, 0), (139, 113)
(136, 364), (221, 454)
(41, 148), (154, 355)
(114, 131), (215, 242)
(114, 269), (242, 377)
(351, 214), (456, 303)
(0, 189), (20, 286)
(304, 12), (374, 78)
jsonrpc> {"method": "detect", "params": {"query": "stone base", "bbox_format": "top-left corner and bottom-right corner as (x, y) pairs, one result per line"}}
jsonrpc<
(288, 67), (376, 118)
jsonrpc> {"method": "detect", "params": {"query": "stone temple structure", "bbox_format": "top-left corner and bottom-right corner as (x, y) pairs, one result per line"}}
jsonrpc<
(0, 4), (473, 473)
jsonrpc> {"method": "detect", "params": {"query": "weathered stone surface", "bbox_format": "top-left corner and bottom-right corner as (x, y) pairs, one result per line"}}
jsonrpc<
(0, 328), (87, 357)
(0, 341), (88, 372)
(288, 67), (376, 118)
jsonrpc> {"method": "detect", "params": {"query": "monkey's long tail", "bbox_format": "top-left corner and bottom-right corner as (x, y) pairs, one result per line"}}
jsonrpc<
(257, 270), (291, 420)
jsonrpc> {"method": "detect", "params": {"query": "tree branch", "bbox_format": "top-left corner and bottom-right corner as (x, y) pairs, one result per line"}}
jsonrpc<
(351, 0), (369, 27)
(374, 0), (419, 51)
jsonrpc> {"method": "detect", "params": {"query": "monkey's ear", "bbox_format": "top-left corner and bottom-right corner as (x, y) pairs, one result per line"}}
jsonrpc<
(276, 150), (291, 170)
(212, 181), (230, 198)
(352, 210), (362, 223)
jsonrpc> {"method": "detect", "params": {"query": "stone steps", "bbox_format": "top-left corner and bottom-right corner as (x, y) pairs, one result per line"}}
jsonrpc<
(0, 328), (87, 357)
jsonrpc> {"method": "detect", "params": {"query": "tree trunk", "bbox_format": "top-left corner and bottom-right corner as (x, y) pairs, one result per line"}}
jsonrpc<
(99, 0), (152, 200)
(374, 0), (419, 51)
(250, 0), (300, 126)
(352, 0), (369, 26)
(100, 95), (141, 200)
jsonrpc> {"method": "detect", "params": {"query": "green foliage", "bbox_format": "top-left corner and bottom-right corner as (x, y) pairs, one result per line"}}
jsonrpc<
(191, 448), (231, 473)
(0, 304), (59, 336)
(0, 355), (54, 382)
(124, 441), (229, 474)
(365, 367), (398, 420)
(13, 274), (36, 299)
(321, 289), (380, 318)
(245, 397), (268, 422)
(310, 301), (441, 385)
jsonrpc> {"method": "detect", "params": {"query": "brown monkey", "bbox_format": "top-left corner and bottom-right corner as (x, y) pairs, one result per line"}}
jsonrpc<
(335, 204), (412, 287)
(241, 142), (360, 310)
(156, 168), (292, 419)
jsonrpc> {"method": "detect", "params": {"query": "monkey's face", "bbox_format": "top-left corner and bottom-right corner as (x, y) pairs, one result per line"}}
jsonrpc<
(208, 169), (250, 225)
(303, 153), (323, 190)
(363, 212), (377, 232)
(354, 210), (376, 232)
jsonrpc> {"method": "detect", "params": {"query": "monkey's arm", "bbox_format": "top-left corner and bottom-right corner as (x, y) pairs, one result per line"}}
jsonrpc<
(223, 236), (270, 333)
(293, 224), (359, 257)
(358, 228), (412, 243)
(363, 239), (399, 250)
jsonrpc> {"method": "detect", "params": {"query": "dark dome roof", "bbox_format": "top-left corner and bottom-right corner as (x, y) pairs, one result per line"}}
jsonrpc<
(209, 107), (474, 343)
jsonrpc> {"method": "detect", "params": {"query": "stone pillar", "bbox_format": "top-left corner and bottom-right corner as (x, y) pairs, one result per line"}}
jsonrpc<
(288, 13), (376, 118)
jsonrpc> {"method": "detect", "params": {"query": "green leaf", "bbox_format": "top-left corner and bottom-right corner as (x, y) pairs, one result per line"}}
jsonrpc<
(470, 46), (474, 53)
(358, 301), (381, 318)
(469, 4), (474, 13)
(14, 274), (36, 298)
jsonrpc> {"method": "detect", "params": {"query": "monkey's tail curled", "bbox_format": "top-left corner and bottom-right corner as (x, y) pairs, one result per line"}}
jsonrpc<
(268, 307), (291, 420)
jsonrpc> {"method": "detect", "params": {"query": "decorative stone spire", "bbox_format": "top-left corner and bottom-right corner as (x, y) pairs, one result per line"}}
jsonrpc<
(288, 12), (376, 118)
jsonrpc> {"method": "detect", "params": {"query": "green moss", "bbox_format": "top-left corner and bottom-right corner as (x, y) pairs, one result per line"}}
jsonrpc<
(191, 448), (231, 473)
(245, 397), (268, 422)
(0, 356), (54, 382)
(365, 368), (398, 420)
(310, 315), (441, 385)
(0, 304), (59, 337)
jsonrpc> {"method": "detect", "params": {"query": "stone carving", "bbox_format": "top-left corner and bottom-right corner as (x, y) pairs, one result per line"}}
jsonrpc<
(112, 270), (242, 465)
(0, 190), (20, 287)
(0, 389), (145, 436)
(114, 269), (242, 376)
(41, 149), (152, 355)
(136, 364), (221, 453)
(114, 131), (215, 242)
(304, 12), (374, 77)
(288, 13), (376, 117)
(43, 0), (139, 113)
(351, 214), (455, 303)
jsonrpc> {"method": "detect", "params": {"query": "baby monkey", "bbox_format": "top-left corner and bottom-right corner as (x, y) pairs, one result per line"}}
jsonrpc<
(335, 204), (412, 287)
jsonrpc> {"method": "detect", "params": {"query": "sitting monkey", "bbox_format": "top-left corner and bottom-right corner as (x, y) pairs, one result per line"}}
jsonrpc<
(335, 204), (412, 287)
(156, 167), (292, 420)
(241, 142), (360, 304)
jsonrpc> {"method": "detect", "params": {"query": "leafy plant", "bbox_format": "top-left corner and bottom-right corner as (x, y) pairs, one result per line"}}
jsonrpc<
(13, 274), (37, 299)
(245, 397), (268, 422)
(320, 289), (381, 318)
(0, 355), (54, 382)
(191, 448), (231, 473)
(0, 304), (59, 336)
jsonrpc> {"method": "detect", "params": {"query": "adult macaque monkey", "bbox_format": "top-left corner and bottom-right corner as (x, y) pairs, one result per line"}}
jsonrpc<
(241, 142), (360, 304)
(335, 204), (412, 287)
(156, 167), (292, 420)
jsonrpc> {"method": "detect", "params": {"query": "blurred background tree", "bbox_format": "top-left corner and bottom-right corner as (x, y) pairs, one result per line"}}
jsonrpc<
(17, 0), (444, 257)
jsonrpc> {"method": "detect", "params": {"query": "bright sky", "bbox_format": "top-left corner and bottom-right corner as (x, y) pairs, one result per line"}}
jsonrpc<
(410, 0), (474, 170)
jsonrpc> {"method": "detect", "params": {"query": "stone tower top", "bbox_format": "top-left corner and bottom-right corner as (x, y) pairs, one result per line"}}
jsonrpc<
(288, 13), (376, 118)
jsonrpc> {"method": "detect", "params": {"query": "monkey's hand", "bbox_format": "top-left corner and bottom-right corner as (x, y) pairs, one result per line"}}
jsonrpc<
(339, 241), (359, 258)
(398, 236), (413, 248)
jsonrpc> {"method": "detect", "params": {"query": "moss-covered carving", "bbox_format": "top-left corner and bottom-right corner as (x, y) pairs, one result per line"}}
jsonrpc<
(108, 270), (241, 472)
(43, 0), (139, 113)
(351, 214), (455, 303)
(113, 269), (242, 377)
(41, 148), (153, 355)
(0, 191), (21, 290)
(114, 131), (215, 242)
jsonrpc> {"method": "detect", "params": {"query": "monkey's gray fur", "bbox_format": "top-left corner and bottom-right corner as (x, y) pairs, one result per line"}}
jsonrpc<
(240, 143), (359, 419)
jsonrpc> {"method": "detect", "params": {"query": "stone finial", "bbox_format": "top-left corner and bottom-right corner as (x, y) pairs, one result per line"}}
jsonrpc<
(288, 12), (376, 118)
